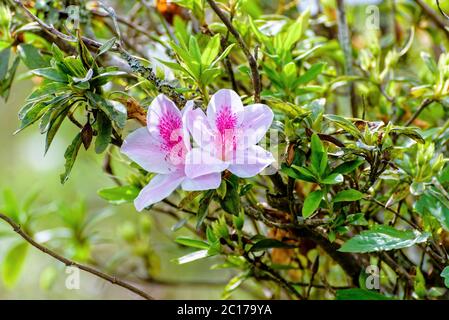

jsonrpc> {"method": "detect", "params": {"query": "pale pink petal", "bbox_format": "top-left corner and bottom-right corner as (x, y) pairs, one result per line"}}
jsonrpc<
(186, 107), (215, 152)
(240, 104), (274, 147)
(181, 100), (195, 151)
(207, 89), (244, 132)
(147, 94), (183, 148)
(228, 145), (275, 178)
(182, 173), (222, 191)
(185, 147), (229, 179)
(134, 172), (185, 211)
(121, 128), (171, 174)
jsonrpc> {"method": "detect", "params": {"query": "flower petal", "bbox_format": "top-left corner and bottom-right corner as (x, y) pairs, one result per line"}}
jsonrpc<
(186, 107), (215, 151)
(240, 104), (274, 146)
(182, 173), (222, 191)
(134, 172), (184, 211)
(185, 148), (229, 178)
(147, 94), (183, 146)
(228, 145), (275, 178)
(181, 100), (195, 151)
(121, 127), (171, 174)
(207, 89), (244, 132)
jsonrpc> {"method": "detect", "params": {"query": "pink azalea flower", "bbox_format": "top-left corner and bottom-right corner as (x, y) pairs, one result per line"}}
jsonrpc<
(121, 95), (221, 211)
(185, 89), (275, 180)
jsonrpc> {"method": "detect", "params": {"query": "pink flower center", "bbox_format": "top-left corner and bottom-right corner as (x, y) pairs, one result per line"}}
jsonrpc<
(216, 106), (237, 133)
(157, 111), (186, 166)
(158, 111), (182, 151)
(215, 106), (238, 161)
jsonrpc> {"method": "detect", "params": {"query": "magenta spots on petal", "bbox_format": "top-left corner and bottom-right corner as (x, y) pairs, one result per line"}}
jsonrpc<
(215, 106), (237, 133)
(158, 111), (183, 151)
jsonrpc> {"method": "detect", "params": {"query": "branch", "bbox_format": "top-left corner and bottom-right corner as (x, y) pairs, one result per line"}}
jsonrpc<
(206, 0), (261, 103)
(13, 0), (186, 107)
(416, 0), (449, 39)
(0, 212), (154, 300)
(404, 98), (433, 126)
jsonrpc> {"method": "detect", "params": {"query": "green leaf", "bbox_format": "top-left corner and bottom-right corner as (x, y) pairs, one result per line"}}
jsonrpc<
(219, 179), (241, 214)
(324, 114), (362, 139)
(414, 267), (427, 298)
(321, 173), (344, 185)
(282, 9), (309, 51)
(15, 102), (49, 133)
(196, 190), (214, 229)
(421, 52), (438, 74)
(60, 132), (83, 184)
(250, 238), (295, 252)
(296, 63), (324, 85)
(310, 133), (327, 176)
(390, 126), (425, 144)
(441, 266), (449, 288)
(97, 185), (140, 205)
(2, 242), (28, 288)
(96, 37), (116, 58)
(95, 111), (112, 153)
(175, 237), (210, 250)
(282, 164), (317, 183)
(17, 44), (47, 69)
(339, 225), (430, 253)
(85, 92), (127, 128)
(332, 159), (364, 175)
(188, 36), (202, 64)
(0, 47), (11, 80)
(201, 34), (220, 66)
(336, 288), (390, 300)
(302, 189), (324, 218)
(32, 68), (67, 82)
(210, 43), (235, 68)
(44, 104), (71, 154)
(175, 249), (209, 264)
(333, 189), (364, 203)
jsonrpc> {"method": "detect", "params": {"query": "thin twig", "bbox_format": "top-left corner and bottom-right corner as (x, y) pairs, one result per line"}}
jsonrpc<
(416, 0), (449, 39)
(404, 98), (433, 126)
(206, 0), (261, 103)
(0, 212), (154, 300)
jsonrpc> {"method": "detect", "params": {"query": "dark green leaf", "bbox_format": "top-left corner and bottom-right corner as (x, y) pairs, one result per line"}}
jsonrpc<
(86, 92), (127, 128)
(60, 132), (83, 184)
(95, 111), (112, 153)
(339, 225), (430, 253)
(17, 44), (47, 69)
(0, 47), (11, 80)
(441, 267), (449, 288)
(324, 114), (363, 139)
(196, 190), (214, 229)
(321, 173), (344, 185)
(220, 179), (241, 214)
(336, 288), (390, 300)
(333, 189), (364, 203)
(296, 63), (324, 85)
(32, 68), (67, 82)
(250, 238), (295, 252)
(332, 159), (364, 175)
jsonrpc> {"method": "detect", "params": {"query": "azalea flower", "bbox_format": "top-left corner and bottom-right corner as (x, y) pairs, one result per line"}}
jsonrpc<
(121, 95), (221, 211)
(185, 89), (275, 181)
